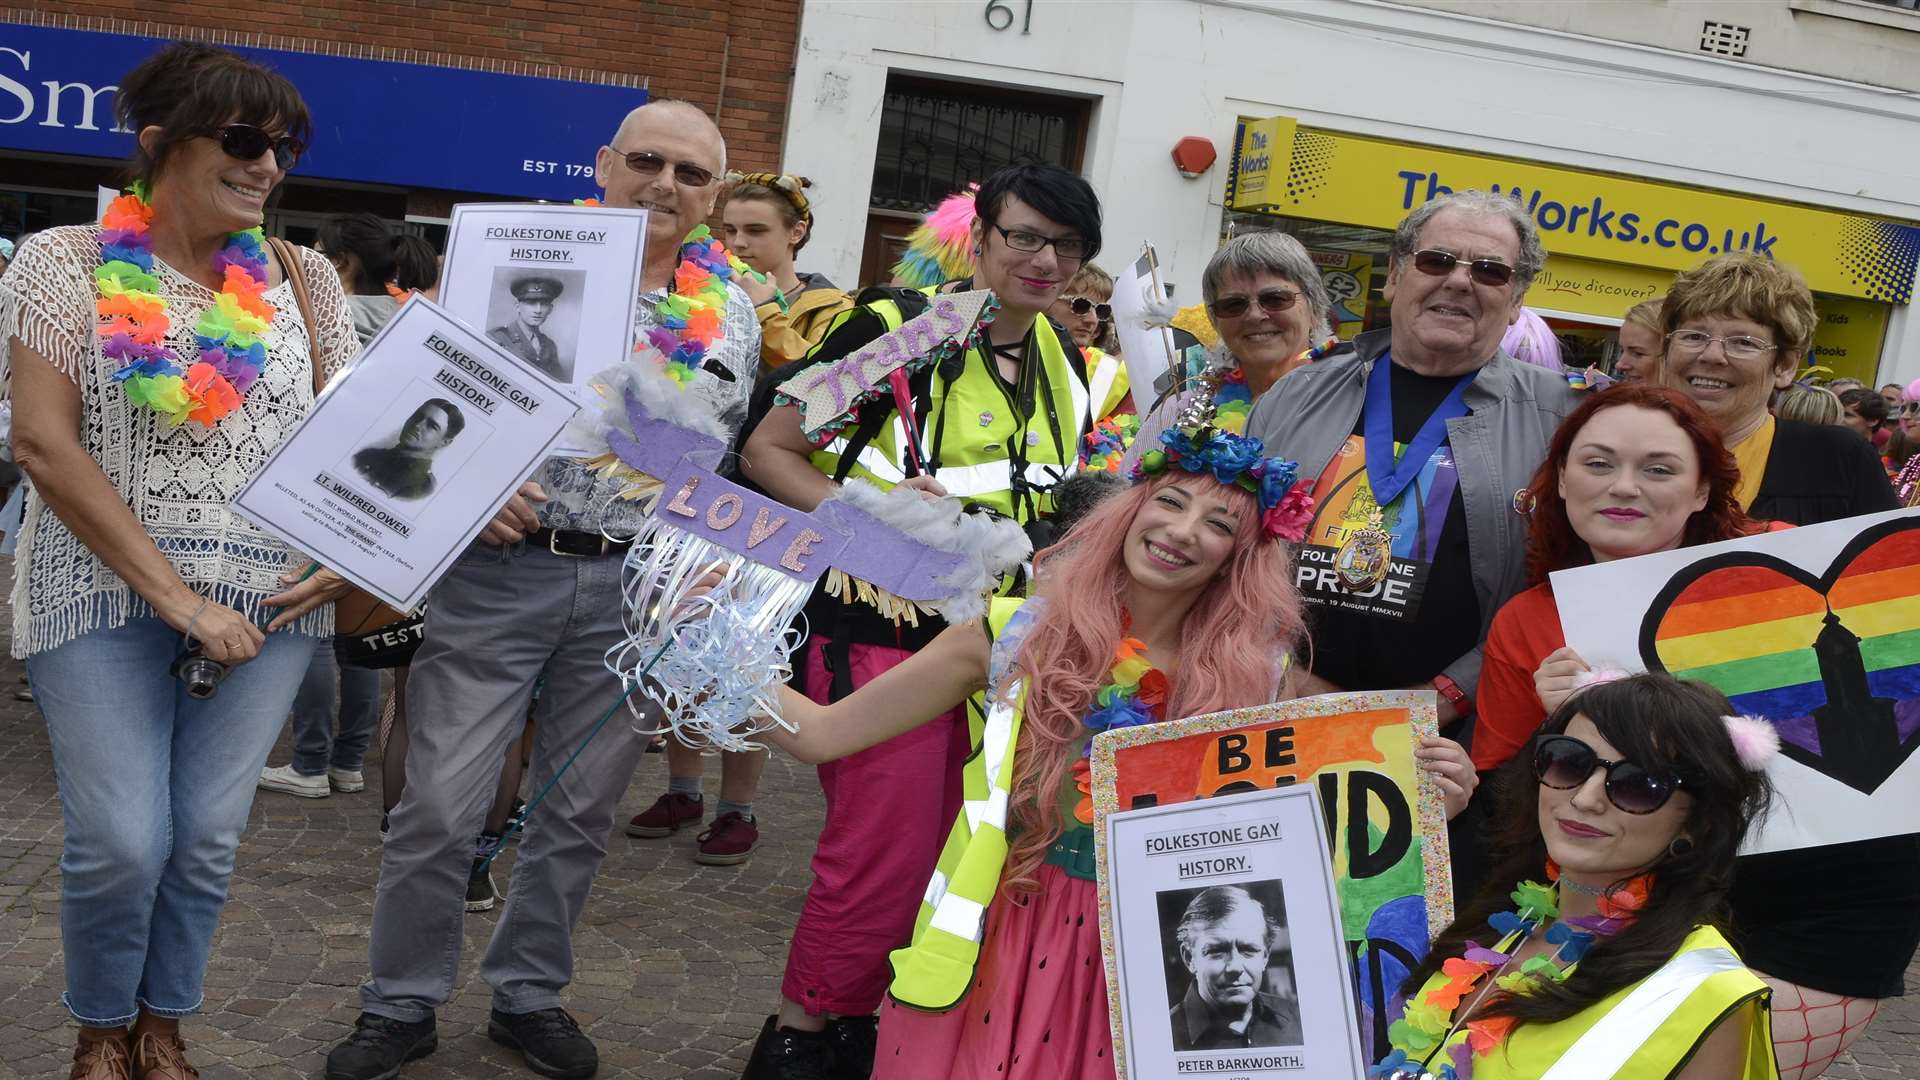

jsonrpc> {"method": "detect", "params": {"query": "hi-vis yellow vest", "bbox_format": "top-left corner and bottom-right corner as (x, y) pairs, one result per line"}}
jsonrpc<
(1086, 345), (1131, 421)
(889, 597), (1027, 1010)
(1442, 925), (1776, 1079)
(809, 297), (1088, 523)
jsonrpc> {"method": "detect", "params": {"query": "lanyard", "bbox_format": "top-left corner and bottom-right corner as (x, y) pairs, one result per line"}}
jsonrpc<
(1362, 353), (1475, 507)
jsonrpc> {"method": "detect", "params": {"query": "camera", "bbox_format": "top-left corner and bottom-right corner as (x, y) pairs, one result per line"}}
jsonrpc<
(171, 645), (230, 700)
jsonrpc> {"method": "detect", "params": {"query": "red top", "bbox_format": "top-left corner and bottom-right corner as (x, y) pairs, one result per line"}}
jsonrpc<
(1473, 582), (1563, 771)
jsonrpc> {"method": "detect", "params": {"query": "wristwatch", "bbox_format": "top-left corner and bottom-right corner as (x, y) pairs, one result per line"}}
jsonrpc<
(1432, 673), (1472, 718)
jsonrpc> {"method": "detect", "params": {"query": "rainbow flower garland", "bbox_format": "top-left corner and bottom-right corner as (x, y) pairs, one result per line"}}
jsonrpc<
(1211, 368), (1252, 434)
(577, 199), (761, 389)
(96, 183), (273, 427)
(1371, 874), (1648, 1080)
(1081, 413), (1142, 473)
(1070, 632), (1168, 823)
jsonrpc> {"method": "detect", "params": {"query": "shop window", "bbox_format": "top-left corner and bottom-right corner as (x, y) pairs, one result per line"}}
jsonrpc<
(0, 187), (96, 242)
(870, 75), (1088, 213)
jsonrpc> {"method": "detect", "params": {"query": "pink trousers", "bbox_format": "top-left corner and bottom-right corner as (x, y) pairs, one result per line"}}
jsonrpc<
(781, 637), (970, 1016)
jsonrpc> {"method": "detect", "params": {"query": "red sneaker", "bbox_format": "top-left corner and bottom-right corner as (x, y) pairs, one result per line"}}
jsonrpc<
(625, 792), (705, 838)
(694, 811), (759, 866)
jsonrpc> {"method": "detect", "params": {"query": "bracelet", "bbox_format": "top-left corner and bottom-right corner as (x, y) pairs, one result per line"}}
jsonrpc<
(182, 597), (211, 643)
(1433, 673), (1473, 718)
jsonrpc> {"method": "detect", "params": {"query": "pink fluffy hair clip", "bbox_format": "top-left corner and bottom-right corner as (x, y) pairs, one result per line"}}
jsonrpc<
(1721, 715), (1780, 772)
(1570, 667), (1630, 691)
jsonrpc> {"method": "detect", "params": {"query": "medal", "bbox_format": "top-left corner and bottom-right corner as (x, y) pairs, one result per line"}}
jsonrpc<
(979, 411), (994, 427)
(1334, 508), (1392, 591)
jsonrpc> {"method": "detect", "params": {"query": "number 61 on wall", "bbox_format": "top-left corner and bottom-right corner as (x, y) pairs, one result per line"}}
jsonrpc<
(983, 0), (1033, 33)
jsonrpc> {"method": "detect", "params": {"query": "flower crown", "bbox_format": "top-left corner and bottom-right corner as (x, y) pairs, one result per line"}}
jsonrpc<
(1131, 424), (1315, 541)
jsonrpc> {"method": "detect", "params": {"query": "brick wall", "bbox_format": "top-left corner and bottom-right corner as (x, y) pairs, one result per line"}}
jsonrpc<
(19, 2), (800, 173)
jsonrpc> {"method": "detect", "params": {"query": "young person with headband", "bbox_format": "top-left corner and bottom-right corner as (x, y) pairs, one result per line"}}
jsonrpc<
(720, 172), (854, 370)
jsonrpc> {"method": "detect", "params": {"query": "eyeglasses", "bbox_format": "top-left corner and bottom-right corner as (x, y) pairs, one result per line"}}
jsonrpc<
(1409, 248), (1515, 288)
(613, 148), (717, 188)
(988, 222), (1091, 262)
(1664, 329), (1777, 361)
(1901, 401), (1920, 417)
(1532, 734), (1683, 815)
(1062, 295), (1112, 320)
(209, 124), (302, 170)
(1209, 289), (1300, 320)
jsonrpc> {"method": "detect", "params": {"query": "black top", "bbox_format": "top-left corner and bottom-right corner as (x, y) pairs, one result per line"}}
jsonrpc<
(1750, 418), (1898, 525)
(1170, 983), (1303, 1052)
(1302, 363), (1480, 691)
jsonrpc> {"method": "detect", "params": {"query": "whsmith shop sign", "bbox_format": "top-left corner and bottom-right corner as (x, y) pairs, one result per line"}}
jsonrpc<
(0, 23), (647, 201)
(1226, 115), (1920, 307)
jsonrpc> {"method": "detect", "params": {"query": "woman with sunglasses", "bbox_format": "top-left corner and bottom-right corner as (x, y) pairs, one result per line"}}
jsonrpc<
(721, 171), (854, 370)
(1890, 387), (1920, 501)
(1376, 673), (1778, 1079)
(1655, 253), (1895, 524)
(1122, 232), (1335, 469)
(0, 44), (356, 1080)
(1049, 263), (1132, 420)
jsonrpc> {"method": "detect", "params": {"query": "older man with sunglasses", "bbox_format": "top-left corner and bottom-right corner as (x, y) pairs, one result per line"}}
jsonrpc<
(1246, 190), (1578, 739)
(326, 99), (761, 1080)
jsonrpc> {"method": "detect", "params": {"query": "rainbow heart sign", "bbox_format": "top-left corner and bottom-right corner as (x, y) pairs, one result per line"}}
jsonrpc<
(1638, 518), (1920, 795)
(1552, 508), (1920, 854)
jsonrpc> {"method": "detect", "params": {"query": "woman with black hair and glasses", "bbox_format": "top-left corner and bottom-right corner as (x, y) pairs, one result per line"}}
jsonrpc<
(1375, 673), (1779, 1080)
(0, 43), (356, 1079)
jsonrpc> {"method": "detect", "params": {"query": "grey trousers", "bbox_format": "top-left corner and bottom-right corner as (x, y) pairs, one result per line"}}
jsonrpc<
(360, 541), (649, 1020)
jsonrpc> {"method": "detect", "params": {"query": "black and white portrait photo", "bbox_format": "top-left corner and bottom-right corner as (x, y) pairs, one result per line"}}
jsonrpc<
(346, 390), (488, 504)
(1159, 882), (1304, 1052)
(484, 266), (586, 382)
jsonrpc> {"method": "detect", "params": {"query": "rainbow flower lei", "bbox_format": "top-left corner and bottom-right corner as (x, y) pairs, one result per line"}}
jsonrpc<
(1069, 632), (1168, 823)
(1370, 874), (1648, 1080)
(1211, 369), (1252, 434)
(576, 200), (762, 389)
(1081, 413), (1142, 473)
(96, 183), (273, 426)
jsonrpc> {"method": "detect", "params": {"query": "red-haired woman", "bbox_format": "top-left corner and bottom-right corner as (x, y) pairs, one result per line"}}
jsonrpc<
(754, 425), (1379, 1079)
(1473, 383), (1768, 772)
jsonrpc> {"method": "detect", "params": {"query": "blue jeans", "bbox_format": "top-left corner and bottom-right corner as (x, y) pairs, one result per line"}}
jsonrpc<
(290, 639), (380, 775)
(27, 617), (316, 1024)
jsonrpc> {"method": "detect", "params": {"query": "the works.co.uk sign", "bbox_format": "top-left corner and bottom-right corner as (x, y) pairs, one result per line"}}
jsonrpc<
(1229, 115), (1919, 306)
(0, 22), (647, 201)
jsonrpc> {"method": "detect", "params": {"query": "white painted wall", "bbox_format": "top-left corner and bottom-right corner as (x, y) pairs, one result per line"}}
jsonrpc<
(782, 0), (1920, 385)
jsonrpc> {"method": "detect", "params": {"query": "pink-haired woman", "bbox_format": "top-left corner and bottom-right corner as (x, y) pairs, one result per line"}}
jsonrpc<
(756, 424), (1476, 1079)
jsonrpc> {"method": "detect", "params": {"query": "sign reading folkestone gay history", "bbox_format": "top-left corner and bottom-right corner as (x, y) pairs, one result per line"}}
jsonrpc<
(1090, 690), (1451, 1060)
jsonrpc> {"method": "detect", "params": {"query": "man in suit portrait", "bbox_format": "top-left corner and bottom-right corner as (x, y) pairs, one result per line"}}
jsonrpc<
(352, 398), (466, 501)
(489, 275), (568, 380)
(1169, 885), (1303, 1052)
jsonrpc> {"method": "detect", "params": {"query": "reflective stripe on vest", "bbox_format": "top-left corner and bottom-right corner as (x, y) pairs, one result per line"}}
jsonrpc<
(888, 598), (1027, 1011)
(1537, 947), (1745, 1080)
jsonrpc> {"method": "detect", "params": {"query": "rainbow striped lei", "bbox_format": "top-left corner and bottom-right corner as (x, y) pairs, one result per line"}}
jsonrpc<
(96, 184), (274, 426)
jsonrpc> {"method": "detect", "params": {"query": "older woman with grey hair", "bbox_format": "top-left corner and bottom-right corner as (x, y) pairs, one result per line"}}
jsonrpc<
(1118, 233), (1334, 471)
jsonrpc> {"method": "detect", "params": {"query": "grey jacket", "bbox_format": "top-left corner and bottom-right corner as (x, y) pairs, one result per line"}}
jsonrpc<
(1245, 329), (1580, 697)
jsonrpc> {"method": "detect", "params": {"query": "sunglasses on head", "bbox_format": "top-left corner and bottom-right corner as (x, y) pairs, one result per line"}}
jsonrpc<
(1209, 288), (1299, 320)
(1532, 734), (1683, 815)
(1410, 248), (1515, 288)
(210, 124), (302, 170)
(1063, 295), (1112, 320)
(615, 149), (716, 188)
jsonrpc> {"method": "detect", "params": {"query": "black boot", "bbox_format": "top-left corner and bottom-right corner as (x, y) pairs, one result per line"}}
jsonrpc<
(825, 1014), (877, 1079)
(324, 1012), (438, 1080)
(741, 1015), (833, 1080)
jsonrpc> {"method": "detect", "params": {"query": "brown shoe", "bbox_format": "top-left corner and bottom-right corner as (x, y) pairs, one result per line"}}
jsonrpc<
(69, 1030), (133, 1080)
(130, 1031), (198, 1080)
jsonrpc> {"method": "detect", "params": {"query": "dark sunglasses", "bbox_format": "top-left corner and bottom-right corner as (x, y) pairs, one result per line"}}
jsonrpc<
(615, 149), (716, 188)
(1063, 296), (1112, 320)
(1209, 288), (1299, 320)
(1532, 734), (1683, 815)
(211, 124), (302, 170)
(1411, 248), (1515, 288)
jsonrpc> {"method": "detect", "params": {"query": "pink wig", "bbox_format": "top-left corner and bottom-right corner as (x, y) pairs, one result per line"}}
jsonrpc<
(1501, 307), (1564, 372)
(1000, 473), (1307, 895)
